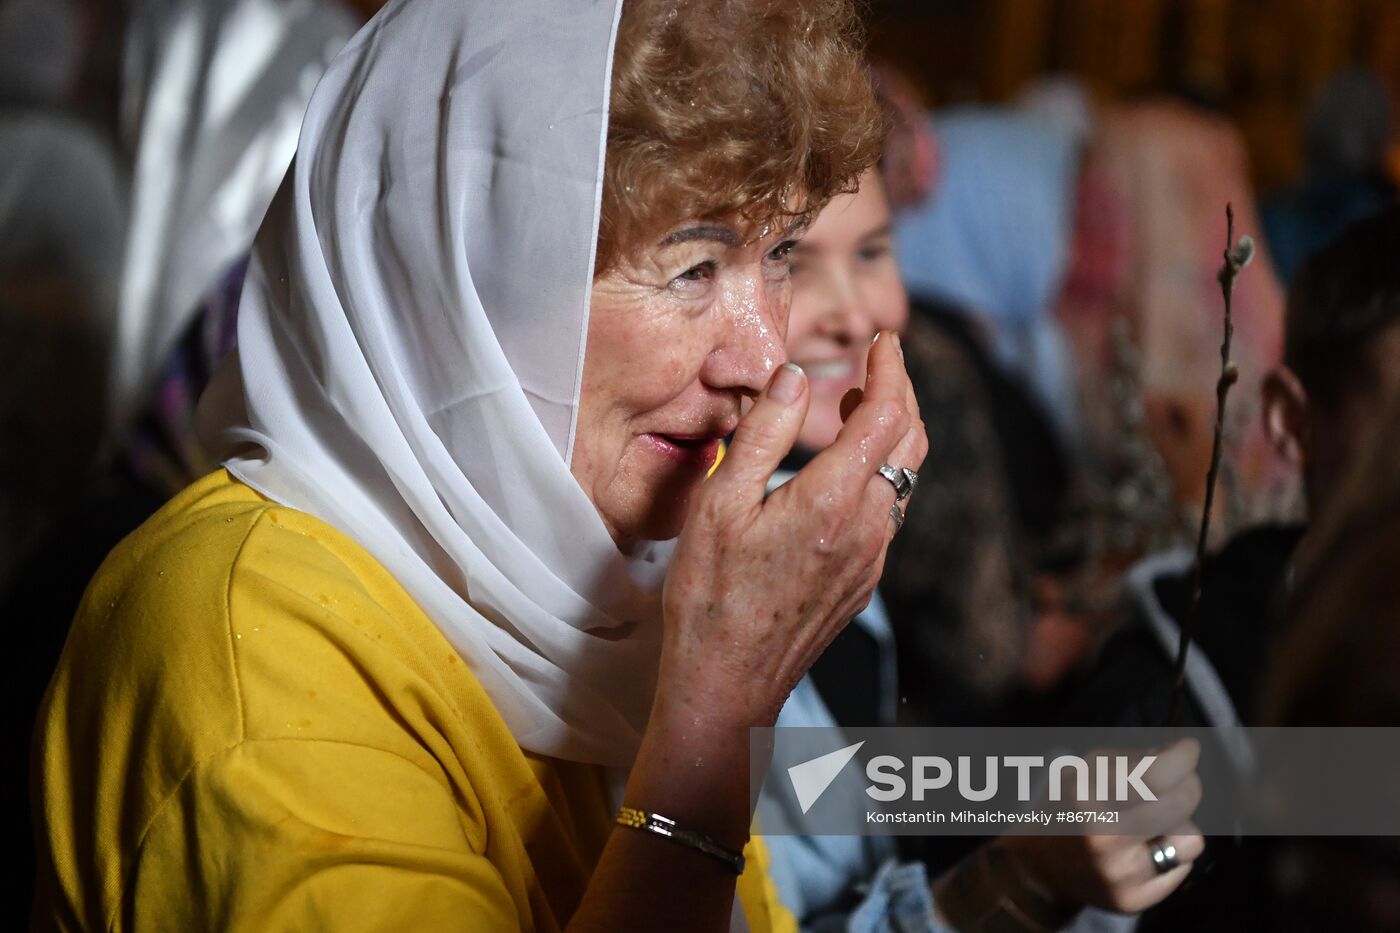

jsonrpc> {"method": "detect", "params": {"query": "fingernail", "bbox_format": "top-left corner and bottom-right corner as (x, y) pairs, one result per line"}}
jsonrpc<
(771, 362), (805, 404)
(892, 332), (903, 358)
(872, 332), (881, 345)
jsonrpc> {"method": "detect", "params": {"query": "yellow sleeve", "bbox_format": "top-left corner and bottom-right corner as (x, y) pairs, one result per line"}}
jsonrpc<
(132, 742), (797, 933)
(128, 738), (519, 931)
(739, 836), (798, 933)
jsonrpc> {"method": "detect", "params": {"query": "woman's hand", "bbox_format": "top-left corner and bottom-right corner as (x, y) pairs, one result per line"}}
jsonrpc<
(658, 330), (927, 730)
(994, 738), (1206, 915)
(572, 333), (923, 933)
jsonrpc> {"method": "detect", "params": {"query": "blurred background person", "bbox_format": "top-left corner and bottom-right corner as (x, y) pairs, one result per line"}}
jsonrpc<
(1, 0), (359, 587)
(862, 68), (1094, 733)
(1261, 69), (1398, 286)
(871, 75), (1299, 739)
(760, 167), (1203, 933)
(1057, 206), (1400, 931)
(1067, 207), (1400, 731)
(891, 103), (1084, 446)
(888, 82), (1297, 571)
(1258, 358), (1400, 933)
(1, 0), (362, 911)
(1055, 96), (1295, 558)
(0, 0), (124, 584)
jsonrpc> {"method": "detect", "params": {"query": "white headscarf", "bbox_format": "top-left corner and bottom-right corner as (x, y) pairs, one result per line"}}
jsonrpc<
(200, 0), (671, 768)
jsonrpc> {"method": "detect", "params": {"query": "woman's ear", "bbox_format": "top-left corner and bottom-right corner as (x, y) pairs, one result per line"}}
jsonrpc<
(1261, 365), (1310, 466)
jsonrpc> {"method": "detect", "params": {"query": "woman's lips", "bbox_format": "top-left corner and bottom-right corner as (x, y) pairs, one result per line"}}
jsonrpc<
(642, 433), (724, 466)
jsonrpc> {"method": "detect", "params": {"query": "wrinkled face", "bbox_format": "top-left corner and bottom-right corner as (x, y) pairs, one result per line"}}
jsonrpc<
(785, 171), (909, 451)
(573, 222), (798, 546)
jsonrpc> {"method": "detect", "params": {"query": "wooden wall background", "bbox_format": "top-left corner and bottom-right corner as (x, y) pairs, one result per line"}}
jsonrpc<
(869, 0), (1400, 192)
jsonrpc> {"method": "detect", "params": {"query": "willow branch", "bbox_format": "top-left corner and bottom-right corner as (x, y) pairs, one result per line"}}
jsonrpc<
(1165, 204), (1255, 727)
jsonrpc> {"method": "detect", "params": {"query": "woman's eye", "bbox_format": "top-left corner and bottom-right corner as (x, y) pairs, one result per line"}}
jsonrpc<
(673, 261), (716, 285)
(857, 242), (890, 263)
(767, 240), (799, 263)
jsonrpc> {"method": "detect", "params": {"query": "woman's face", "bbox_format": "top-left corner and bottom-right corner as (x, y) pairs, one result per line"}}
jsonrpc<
(786, 171), (909, 451)
(574, 222), (799, 546)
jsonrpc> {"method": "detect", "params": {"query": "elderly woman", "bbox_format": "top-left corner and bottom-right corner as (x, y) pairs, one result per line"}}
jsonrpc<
(33, 0), (925, 930)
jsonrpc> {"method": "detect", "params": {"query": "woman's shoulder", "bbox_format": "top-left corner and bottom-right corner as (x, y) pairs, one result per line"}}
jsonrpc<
(61, 467), (496, 730)
(36, 470), (604, 929)
(42, 470), (511, 802)
(45, 470), (282, 757)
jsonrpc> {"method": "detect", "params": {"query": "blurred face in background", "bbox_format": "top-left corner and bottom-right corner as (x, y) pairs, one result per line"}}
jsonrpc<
(785, 169), (909, 451)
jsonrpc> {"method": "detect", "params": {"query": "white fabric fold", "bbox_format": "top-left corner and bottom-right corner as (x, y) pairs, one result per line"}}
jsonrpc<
(111, 0), (357, 432)
(201, 0), (670, 767)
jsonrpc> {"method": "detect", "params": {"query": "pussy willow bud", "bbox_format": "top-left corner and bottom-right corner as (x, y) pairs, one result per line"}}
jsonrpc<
(1230, 235), (1256, 269)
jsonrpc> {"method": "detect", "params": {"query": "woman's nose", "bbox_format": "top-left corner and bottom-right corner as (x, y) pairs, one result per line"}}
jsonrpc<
(818, 272), (875, 343)
(705, 280), (788, 394)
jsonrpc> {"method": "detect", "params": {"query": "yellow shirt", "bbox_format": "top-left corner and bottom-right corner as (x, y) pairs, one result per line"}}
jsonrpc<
(35, 470), (793, 932)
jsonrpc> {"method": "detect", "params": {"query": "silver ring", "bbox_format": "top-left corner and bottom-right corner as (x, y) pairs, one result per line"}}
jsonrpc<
(878, 464), (917, 502)
(889, 503), (905, 533)
(1147, 837), (1179, 875)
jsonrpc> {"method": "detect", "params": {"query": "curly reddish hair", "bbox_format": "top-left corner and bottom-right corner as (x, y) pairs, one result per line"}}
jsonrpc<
(598, 0), (883, 272)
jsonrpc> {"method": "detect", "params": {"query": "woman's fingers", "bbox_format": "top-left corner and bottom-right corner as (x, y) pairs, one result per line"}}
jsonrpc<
(1093, 739), (1202, 839)
(1140, 738), (1201, 799)
(863, 334), (926, 535)
(1105, 824), (1205, 912)
(1000, 749), (1206, 916)
(795, 333), (914, 499)
(773, 330), (927, 554)
(1132, 825), (1205, 884)
(791, 390), (908, 519)
(862, 330), (925, 477)
(860, 330), (906, 407)
(706, 362), (810, 513)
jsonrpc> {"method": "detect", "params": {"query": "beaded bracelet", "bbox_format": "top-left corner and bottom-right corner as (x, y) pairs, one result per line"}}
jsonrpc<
(615, 807), (746, 875)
